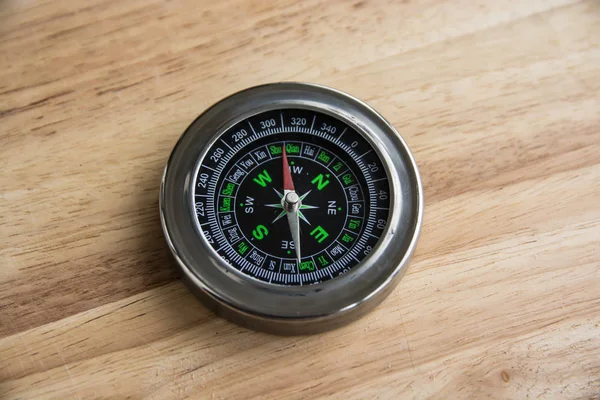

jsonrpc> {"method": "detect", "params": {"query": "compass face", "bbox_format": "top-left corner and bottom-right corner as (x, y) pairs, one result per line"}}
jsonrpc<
(193, 108), (391, 286)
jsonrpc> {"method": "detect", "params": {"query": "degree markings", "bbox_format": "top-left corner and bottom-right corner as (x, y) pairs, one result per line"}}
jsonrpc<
(358, 148), (373, 159)
(220, 138), (234, 151)
(248, 121), (257, 135)
(365, 231), (380, 240)
(195, 110), (390, 285)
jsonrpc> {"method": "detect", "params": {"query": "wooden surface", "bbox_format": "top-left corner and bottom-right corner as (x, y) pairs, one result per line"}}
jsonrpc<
(1, 0), (599, 398)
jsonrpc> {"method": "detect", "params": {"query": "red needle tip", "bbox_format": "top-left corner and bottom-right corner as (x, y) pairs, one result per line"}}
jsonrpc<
(282, 144), (295, 191)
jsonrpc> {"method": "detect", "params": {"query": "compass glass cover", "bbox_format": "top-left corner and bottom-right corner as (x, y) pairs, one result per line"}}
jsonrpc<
(193, 108), (390, 285)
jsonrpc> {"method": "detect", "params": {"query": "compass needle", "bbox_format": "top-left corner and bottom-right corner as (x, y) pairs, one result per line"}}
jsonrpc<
(281, 145), (301, 263)
(161, 83), (422, 334)
(287, 210), (301, 264)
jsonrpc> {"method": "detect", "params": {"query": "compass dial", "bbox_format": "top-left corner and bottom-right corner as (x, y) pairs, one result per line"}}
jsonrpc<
(194, 109), (390, 285)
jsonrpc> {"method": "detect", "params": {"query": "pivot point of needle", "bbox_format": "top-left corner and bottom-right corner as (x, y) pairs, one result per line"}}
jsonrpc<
(285, 192), (299, 204)
(283, 192), (300, 212)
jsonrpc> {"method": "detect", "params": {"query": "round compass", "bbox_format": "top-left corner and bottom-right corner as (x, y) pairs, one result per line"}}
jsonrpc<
(160, 82), (423, 334)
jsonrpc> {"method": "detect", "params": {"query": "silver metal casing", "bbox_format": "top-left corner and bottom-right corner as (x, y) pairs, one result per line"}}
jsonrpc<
(160, 82), (423, 334)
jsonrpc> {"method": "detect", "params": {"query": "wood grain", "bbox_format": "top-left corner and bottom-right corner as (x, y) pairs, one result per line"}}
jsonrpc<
(1, 0), (599, 398)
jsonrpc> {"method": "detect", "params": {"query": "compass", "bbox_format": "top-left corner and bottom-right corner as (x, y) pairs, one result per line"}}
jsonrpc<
(160, 82), (423, 334)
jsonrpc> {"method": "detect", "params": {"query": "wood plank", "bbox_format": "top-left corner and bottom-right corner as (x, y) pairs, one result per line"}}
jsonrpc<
(1, 0), (599, 398)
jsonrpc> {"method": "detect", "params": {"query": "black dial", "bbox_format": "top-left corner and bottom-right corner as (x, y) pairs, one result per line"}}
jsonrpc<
(194, 108), (391, 285)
